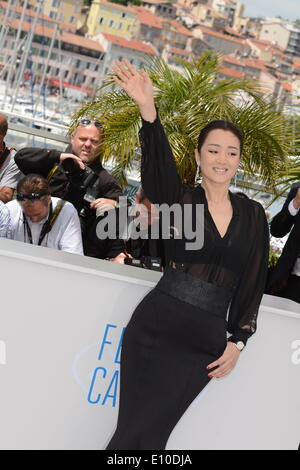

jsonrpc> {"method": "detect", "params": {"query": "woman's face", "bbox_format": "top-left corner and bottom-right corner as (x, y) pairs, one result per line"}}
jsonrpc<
(195, 129), (241, 185)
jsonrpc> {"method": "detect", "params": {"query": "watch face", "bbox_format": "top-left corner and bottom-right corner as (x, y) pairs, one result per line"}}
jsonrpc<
(236, 341), (244, 351)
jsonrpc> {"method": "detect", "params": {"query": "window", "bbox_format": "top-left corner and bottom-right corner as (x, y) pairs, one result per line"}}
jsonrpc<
(121, 12), (126, 18)
(64, 70), (68, 79)
(50, 11), (57, 20)
(99, 17), (104, 24)
(70, 16), (76, 24)
(52, 0), (60, 7)
(109, 20), (114, 27)
(118, 23), (123, 30)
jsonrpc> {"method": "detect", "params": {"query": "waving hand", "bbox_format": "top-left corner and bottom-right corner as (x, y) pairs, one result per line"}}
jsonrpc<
(112, 59), (156, 122)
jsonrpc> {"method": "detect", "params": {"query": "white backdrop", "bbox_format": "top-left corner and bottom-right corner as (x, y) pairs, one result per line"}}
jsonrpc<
(0, 237), (299, 450)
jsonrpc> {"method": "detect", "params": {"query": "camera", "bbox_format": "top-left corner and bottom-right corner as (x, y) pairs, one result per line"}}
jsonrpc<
(61, 158), (86, 189)
(61, 158), (100, 218)
(124, 256), (163, 272)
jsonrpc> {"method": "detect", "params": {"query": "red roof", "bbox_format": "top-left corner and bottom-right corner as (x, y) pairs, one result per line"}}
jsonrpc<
(49, 78), (95, 95)
(243, 58), (267, 72)
(132, 6), (192, 36)
(103, 33), (157, 55)
(219, 67), (245, 79)
(170, 47), (190, 57)
(4, 17), (104, 53)
(132, 6), (163, 29)
(200, 27), (246, 46)
(222, 55), (244, 66)
(281, 82), (292, 92)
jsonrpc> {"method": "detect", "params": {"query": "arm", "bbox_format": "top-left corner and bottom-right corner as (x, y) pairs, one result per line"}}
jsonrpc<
(0, 187), (14, 203)
(139, 115), (184, 205)
(14, 148), (84, 179)
(112, 59), (184, 205)
(227, 201), (270, 346)
(14, 147), (61, 177)
(270, 184), (300, 238)
(0, 151), (23, 202)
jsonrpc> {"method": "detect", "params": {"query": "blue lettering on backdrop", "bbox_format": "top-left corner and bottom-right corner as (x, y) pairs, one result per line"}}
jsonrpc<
(88, 324), (125, 407)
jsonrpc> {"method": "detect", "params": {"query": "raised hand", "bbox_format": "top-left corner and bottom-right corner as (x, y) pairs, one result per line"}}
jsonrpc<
(112, 59), (156, 122)
(59, 153), (85, 170)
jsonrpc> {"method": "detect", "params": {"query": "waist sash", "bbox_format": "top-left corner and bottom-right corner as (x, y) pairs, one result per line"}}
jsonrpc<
(156, 267), (233, 318)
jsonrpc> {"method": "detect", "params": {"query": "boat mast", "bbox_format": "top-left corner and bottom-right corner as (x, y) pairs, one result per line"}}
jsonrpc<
(2, 0), (29, 108)
(11, 0), (44, 112)
(33, 22), (58, 119)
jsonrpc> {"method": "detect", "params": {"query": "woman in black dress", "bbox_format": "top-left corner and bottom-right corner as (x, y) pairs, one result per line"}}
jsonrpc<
(106, 59), (270, 450)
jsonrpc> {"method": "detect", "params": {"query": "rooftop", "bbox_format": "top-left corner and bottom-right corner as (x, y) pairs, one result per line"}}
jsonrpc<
(200, 27), (246, 46)
(103, 32), (157, 55)
(218, 67), (245, 79)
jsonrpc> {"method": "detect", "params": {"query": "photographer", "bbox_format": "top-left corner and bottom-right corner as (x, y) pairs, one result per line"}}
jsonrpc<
(110, 187), (166, 271)
(14, 119), (123, 257)
(6, 174), (83, 254)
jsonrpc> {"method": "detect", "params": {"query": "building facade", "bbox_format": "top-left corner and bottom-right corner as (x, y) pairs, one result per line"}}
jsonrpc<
(86, 0), (138, 40)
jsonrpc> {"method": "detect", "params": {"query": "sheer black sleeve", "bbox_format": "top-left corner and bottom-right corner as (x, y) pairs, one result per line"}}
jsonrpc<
(139, 114), (185, 205)
(227, 201), (270, 346)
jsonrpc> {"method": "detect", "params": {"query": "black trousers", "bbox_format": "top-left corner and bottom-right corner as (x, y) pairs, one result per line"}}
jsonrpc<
(106, 288), (228, 450)
(280, 274), (300, 304)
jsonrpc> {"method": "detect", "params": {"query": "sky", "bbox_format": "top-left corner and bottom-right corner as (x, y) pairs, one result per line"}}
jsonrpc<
(243, 0), (300, 21)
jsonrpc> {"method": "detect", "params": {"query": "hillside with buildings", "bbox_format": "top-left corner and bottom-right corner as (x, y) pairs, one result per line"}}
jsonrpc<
(1, 0), (300, 108)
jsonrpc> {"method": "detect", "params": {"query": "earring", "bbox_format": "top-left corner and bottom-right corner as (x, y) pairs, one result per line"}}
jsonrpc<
(234, 164), (242, 187)
(194, 162), (202, 186)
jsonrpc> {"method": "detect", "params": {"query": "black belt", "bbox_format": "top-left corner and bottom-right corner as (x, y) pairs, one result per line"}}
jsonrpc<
(156, 267), (233, 318)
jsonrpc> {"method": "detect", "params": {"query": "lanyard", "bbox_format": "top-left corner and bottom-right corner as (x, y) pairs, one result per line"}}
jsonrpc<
(23, 204), (53, 246)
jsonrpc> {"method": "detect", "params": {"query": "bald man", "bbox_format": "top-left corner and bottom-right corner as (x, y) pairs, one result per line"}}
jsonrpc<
(0, 114), (23, 203)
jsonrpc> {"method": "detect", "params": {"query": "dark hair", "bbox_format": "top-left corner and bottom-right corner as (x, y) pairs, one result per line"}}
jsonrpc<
(17, 174), (50, 196)
(0, 114), (8, 137)
(197, 120), (243, 155)
(235, 191), (249, 199)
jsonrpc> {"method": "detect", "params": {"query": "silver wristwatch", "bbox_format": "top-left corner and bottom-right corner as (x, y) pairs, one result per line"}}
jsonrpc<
(233, 341), (245, 351)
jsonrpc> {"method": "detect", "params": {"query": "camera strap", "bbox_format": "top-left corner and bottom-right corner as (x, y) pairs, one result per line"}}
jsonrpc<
(23, 200), (66, 246)
(46, 164), (59, 183)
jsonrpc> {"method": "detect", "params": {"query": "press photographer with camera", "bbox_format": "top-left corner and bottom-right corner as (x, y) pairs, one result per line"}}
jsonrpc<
(109, 187), (166, 271)
(14, 119), (123, 258)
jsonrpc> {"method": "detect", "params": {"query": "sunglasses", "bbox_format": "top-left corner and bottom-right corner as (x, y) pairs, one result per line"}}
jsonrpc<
(16, 193), (49, 202)
(79, 119), (103, 129)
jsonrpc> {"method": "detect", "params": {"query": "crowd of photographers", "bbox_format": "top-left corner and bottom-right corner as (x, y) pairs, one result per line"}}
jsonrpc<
(0, 113), (164, 272)
(3, 111), (300, 303)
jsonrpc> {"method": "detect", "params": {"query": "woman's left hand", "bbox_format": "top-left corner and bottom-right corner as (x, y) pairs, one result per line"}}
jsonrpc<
(206, 342), (241, 379)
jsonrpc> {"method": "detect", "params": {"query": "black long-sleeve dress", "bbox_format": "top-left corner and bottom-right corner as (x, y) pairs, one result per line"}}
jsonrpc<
(106, 114), (270, 450)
